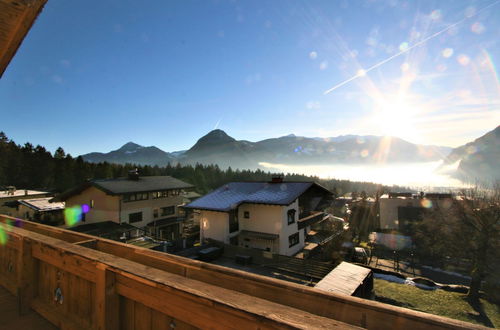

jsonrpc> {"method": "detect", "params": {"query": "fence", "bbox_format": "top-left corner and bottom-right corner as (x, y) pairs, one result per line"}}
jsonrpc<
(0, 215), (484, 330)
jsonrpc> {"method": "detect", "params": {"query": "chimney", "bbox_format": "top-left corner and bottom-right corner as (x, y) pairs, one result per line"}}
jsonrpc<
(25, 189), (28, 196)
(128, 169), (140, 181)
(270, 175), (283, 183)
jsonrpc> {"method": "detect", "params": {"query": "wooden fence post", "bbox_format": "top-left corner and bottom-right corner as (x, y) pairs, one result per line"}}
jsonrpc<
(17, 237), (36, 315)
(96, 264), (119, 330)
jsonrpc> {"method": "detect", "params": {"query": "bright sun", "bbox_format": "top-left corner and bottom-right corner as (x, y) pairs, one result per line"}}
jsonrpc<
(373, 96), (419, 141)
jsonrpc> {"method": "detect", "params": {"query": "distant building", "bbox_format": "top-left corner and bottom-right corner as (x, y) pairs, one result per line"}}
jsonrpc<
(15, 197), (65, 225)
(55, 171), (193, 240)
(379, 192), (454, 233)
(184, 177), (333, 256)
(0, 186), (50, 216)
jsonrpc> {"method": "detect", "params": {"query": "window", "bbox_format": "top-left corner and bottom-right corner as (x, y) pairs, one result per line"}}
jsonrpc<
(244, 211), (250, 219)
(153, 208), (159, 218)
(129, 212), (143, 223)
(287, 209), (296, 225)
(152, 191), (169, 199)
(123, 193), (148, 202)
(161, 206), (175, 216)
(288, 232), (299, 248)
(90, 199), (94, 208)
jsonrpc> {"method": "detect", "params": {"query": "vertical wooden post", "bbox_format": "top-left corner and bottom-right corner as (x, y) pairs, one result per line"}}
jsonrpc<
(96, 264), (119, 330)
(17, 237), (36, 315)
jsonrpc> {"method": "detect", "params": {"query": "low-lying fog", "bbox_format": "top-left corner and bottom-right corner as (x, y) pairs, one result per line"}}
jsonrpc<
(259, 160), (464, 188)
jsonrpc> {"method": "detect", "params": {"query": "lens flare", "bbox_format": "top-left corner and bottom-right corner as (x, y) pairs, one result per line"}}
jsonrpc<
(442, 48), (454, 58)
(64, 206), (83, 227)
(421, 199), (433, 208)
(430, 10), (441, 20)
(82, 204), (90, 214)
(471, 22), (485, 34)
(0, 224), (8, 245)
(457, 54), (470, 66)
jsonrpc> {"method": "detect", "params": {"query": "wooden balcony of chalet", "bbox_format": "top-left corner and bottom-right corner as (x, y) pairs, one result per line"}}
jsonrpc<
(0, 215), (483, 329)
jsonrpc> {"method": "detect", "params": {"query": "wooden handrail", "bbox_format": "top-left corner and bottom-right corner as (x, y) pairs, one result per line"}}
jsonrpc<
(0, 215), (485, 329)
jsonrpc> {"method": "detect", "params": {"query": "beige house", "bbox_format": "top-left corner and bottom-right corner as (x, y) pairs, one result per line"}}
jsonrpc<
(0, 187), (50, 216)
(379, 192), (455, 233)
(55, 171), (193, 240)
(184, 178), (333, 256)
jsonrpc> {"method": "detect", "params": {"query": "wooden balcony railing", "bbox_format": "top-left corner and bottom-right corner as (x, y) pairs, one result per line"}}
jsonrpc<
(0, 215), (483, 329)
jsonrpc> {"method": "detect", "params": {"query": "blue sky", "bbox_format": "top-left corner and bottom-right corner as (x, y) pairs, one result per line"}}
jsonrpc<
(1, 0), (499, 155)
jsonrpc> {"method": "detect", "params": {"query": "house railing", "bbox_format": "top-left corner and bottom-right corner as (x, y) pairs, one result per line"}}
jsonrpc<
(0, 215), (483, 330)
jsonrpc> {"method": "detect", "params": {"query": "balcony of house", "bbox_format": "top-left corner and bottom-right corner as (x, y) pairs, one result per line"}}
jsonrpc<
(0, 214), (480, 329)
(297, 211), (328, 229)
(238, 230), (279, 253)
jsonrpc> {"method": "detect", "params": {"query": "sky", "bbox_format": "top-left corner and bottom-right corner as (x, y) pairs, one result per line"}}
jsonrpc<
(0, 0), (499, 155)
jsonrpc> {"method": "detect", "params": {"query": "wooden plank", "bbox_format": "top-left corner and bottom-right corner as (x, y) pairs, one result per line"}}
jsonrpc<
(0, 272), (17, 295)
(0, 0), (47, 76)
(96, 240), (190, 276)
(133, 301), (152, 330)
(31, 298), (88, 330)
(151, 310), (169, 330)
(115, 271), (353, 330)
(95, 264), (119, 330)
(34, 260), (93, 328)
(4, 232), (21, 250)
(151, 309), (197, 330)
(74, 239), (97, 249)
(0, 239), (19, 294)
(32, 242), (96, 283)
(92, 239), (386, 327)
(16, 237), (37, 315)
(116, 275), (259, 330)
(119, 296), (135, 330)
(0, 217), (90, 243)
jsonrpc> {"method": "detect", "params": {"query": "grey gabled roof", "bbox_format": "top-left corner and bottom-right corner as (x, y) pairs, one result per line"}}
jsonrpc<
(184, 181), (330, 212)
(54, 176), (193, 201)
(92, 176), (193, 194)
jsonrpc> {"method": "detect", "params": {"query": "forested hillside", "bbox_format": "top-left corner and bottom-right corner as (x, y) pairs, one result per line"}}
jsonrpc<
(0, 132), (403, 195)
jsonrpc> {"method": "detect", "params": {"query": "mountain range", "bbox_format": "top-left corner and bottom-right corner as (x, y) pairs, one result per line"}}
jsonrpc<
(82, 127), (500, 182)
(82, 142), (175, 166)
(439, 125), (500, 183)
(82, 130), (452, 168)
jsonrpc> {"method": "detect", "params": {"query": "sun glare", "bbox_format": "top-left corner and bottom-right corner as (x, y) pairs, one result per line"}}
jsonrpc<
(373, 96), (419, 141)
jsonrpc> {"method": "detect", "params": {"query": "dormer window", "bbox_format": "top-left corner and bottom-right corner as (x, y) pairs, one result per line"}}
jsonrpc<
(287, 209), (296, 225)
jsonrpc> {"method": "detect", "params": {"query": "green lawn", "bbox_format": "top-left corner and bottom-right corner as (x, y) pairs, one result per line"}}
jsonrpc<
(375, 278), (500, 328)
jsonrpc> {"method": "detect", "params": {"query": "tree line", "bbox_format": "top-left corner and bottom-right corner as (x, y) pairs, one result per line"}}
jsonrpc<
(0, 132), (400, 195)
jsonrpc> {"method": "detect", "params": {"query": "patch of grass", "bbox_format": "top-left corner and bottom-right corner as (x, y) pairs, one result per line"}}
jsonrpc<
(375, 279), (500, 328)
